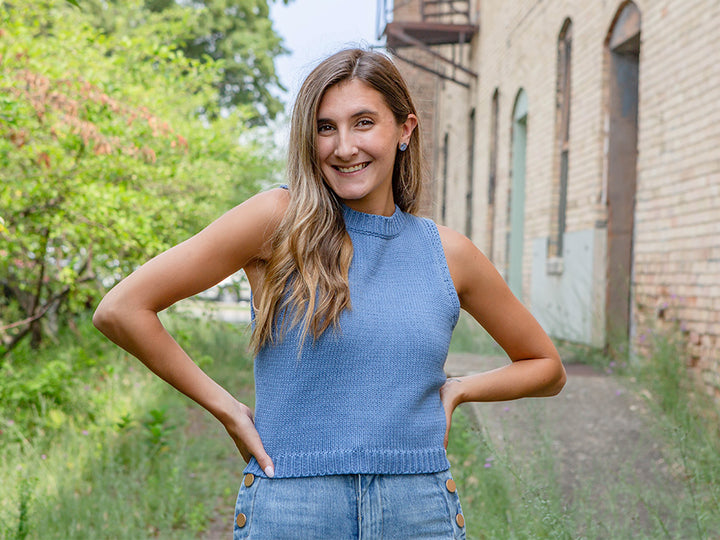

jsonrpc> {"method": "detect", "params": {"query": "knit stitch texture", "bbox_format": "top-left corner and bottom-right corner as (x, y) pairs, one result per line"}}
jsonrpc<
(244, 203), (460, 478)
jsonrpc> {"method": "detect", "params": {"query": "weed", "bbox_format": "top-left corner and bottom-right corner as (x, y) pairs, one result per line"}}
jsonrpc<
(15, 476), (32, 540)
(142, 407), (176, 452)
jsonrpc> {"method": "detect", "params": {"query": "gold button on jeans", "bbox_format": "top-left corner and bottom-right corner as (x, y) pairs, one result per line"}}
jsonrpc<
(236, 513), (247, 528)
(455, 513), (465, 527)
(445, 479), (457, 493)
(244, 473), (255, 487)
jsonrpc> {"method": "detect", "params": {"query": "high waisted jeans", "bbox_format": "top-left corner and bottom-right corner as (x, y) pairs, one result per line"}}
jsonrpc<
(233, 469), (466, 539)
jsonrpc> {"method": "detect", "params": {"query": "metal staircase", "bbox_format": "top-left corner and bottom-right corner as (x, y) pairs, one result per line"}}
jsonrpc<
(377, 0), (478, 87)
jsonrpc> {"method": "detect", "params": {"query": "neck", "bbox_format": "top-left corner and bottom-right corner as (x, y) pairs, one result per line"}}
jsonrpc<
(341, 192), (395, 217)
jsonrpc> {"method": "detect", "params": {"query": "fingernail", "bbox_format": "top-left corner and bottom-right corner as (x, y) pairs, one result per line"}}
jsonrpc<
(264, 465), (275, 478)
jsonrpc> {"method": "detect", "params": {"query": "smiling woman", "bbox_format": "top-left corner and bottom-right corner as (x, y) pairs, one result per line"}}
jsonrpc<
(93, 48), (565, 539)
(315, 79), (417, 216)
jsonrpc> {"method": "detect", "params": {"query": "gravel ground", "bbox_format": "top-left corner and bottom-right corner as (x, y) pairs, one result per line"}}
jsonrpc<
(445, 353), (683, 529)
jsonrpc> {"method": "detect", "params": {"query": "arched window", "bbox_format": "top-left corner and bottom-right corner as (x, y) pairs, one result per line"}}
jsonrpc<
(549, 18), (572, 260)
(508, 89), (528, 298)
(465, 108), (476, 237)
(487, 89), (499, 259)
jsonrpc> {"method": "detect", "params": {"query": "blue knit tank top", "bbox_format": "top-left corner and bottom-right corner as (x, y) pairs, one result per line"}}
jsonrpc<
(244, 203), (460, 478)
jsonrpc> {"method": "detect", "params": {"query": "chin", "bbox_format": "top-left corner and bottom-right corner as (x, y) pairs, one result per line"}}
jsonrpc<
(327, 182), (367, 201)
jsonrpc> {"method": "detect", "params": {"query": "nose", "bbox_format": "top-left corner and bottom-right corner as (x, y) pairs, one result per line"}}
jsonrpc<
(333, 129), (358, 161)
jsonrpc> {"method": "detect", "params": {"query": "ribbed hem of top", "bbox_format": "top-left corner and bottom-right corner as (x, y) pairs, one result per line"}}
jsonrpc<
(244, 448), (450, 479)
(341, 203), (407, 239)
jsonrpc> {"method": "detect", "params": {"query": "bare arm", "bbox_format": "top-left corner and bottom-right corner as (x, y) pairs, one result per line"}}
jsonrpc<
(93, 188), (289, 476)
(437, 226), (566, 446)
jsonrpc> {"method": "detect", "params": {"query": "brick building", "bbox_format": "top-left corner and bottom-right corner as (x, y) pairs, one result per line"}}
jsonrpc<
(381, 0), (720, 396)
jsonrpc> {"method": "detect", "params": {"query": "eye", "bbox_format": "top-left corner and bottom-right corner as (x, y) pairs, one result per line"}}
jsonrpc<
(317, 123), (335, 134)
(357, 118), (374, 128)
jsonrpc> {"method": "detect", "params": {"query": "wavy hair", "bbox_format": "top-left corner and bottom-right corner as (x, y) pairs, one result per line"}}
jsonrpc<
(250, 48), (424, 353)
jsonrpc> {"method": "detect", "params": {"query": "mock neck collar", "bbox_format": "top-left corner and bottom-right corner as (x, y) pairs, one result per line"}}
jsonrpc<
(341, 203), (407, 239)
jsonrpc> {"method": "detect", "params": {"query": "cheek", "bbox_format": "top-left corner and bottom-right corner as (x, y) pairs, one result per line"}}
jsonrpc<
(316, 138), (333, 162)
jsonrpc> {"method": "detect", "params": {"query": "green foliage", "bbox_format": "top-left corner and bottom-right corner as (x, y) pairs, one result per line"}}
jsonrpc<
(142, 407), (176, 451)
(0, 1), (280, 352)
(82, 0), (290, 124)
(0, 312), (255, 538)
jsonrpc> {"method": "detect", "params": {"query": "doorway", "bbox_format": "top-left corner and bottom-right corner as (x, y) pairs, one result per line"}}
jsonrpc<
(508, 89), (528, 299)
(605, 2), (641, 347)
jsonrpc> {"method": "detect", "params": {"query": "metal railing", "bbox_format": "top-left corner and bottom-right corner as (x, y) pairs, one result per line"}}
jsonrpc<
(377, 0), (472, 39)
(421, 0), (471, 22)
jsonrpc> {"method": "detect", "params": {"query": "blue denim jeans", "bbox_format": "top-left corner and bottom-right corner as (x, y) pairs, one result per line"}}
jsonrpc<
(233, 469), (466, 539)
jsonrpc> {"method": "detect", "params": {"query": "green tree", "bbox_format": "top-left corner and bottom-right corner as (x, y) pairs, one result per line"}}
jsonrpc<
(82, 0), (290, 125)
(0, 1), (280, 355)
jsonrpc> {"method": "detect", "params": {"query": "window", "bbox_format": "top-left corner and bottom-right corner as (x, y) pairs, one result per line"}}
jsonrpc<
(465, 108), (476, 237)
(549, 19), (572, 260)
(487, 89), (499, 259)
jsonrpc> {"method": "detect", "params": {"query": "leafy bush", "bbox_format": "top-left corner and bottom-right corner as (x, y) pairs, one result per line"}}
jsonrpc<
(0, 0), (279, 353)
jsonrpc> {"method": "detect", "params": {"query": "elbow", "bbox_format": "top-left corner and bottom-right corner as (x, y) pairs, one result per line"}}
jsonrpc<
(92, 296), (121, 337)
(529, 355), (566, 397)
(545, 360), (567, 396)
(92, 300), (111, 335)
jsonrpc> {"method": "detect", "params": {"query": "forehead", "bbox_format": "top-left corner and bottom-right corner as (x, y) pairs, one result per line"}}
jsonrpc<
(317, 79), (391, 117)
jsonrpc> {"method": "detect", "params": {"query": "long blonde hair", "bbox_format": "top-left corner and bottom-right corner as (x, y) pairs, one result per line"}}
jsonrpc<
(250, 49), (425, 352)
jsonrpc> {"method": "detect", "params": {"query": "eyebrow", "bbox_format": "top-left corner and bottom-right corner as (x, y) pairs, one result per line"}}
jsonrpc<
(317, 109), (379, 124)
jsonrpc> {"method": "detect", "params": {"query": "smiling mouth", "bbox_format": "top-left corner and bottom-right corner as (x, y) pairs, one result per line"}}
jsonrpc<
(334, 162), (369, 173)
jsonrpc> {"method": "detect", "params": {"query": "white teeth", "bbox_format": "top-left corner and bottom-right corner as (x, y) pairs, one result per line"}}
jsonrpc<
(337, 163), (367, 173)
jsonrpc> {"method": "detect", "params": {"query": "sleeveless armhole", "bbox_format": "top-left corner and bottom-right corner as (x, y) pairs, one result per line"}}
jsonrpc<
(250, 184), (289, 320)
(421, 218), (461, 328)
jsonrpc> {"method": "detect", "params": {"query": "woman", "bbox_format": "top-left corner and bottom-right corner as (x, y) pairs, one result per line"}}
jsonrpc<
(93, 48), (565, 539)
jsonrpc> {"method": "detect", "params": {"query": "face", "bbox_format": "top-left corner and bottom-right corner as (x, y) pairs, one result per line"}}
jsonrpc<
(315, 79), (417, 216)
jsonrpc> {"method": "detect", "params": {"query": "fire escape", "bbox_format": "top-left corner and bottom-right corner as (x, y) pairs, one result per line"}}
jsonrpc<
(377, 0), (478, 88)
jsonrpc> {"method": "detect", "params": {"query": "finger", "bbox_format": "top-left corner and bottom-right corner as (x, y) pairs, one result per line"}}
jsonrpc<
(237, 444), (251, 463)
(242, 430), (275, 478)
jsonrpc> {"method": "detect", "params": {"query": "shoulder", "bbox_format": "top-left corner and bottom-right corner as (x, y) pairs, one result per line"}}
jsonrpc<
(193, 187), (290, 264)
(435, 224), (498, 300)
(236, 186), (290, 223)
(436, 224), (476, 265)
(219, 187), (289, 237)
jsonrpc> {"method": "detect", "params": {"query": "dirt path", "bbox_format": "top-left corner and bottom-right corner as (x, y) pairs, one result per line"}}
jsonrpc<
(445, 353), (682, 526)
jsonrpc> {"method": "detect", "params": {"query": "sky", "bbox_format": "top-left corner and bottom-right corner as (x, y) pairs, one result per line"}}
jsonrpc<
(270, 0), (386, 104)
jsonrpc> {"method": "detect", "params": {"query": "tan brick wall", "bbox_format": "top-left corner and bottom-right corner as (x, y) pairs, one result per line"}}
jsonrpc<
(397, 0), (720, 395)
(386, 0), (441, 216)
(632, 0), (720, 395)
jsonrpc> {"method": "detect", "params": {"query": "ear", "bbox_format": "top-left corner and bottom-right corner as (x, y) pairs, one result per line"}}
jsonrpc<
(399, 113), (418, 145)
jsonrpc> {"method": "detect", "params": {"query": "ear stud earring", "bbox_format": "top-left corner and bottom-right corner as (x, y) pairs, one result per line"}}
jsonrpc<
(399, 142), (408, 152)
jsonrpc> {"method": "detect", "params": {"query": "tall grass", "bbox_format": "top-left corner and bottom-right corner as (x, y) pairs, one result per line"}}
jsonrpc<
(0, 311), (254, 539)
(448, 409), (575, 540)
(631, 331), (720, 539)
